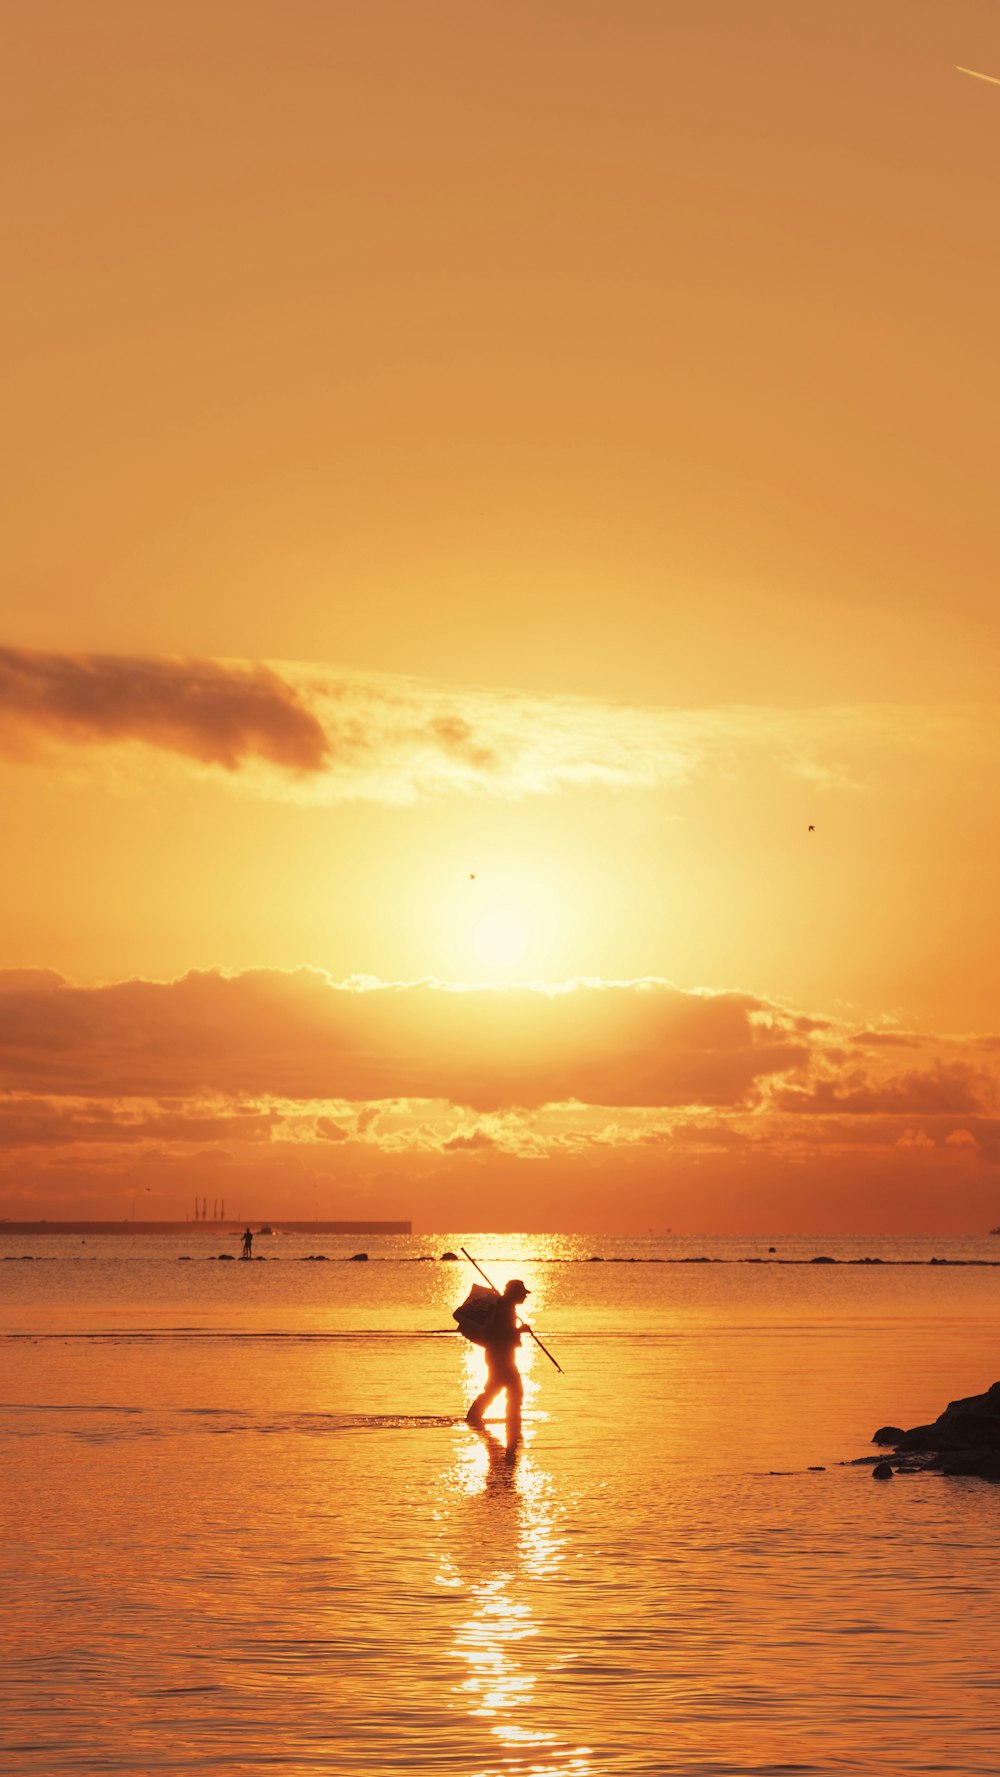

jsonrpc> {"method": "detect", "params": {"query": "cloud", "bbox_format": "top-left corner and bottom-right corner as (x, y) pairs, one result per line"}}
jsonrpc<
(0, 1096), (277, 1148)
(0, 968), (808, 1111)
(771, 1062), (989, 1117)
(0, 645), (329, 774)
(4, 643), (999, 808)
(2, 970), (1000, 1220)
(314, 1117), (351, 1142)
(442, 1128), (499, 1152)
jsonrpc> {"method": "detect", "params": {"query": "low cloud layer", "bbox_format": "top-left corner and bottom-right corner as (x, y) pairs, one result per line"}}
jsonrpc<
(0, 969), (997, 1216)
(0, 968), (809, 1110)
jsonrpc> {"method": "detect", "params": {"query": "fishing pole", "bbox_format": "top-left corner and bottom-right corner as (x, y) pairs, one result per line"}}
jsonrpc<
(460, 1247), (563, 1373)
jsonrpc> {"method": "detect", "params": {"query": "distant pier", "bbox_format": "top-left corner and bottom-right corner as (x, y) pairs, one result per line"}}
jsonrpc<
(0, 1219), (412, 1236)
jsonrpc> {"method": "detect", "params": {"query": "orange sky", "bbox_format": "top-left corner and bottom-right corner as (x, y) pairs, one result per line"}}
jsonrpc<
(2, 2), (999, 1231)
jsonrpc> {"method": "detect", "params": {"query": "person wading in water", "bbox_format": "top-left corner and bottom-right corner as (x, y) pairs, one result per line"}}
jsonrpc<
(465, 1278), (530, 1448)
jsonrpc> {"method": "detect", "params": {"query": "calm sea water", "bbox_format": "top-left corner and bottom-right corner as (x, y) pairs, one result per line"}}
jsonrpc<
(2, 1230), (999, 1776)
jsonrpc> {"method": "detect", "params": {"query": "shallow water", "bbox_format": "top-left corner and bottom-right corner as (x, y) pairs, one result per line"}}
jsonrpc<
(2, 1232), (999, 1774)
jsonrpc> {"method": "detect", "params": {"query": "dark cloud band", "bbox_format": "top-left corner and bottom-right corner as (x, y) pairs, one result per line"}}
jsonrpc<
(0, 646), (329, 773)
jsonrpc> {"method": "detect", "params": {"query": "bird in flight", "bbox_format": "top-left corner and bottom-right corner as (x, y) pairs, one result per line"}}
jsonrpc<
(808, 824), (815, 833)
(469, 873), (476, 880)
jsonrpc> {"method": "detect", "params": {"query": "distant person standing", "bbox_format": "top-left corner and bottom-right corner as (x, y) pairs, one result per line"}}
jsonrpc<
(465, 1279), (530, 1447)
(241, 1227), (253, 1259)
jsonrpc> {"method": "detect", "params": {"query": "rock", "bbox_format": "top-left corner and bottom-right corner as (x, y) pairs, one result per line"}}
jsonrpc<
(872, 1462), (894, 1480)
(894, 1422), (939, 1452)
(587, 1255), (603, 1262)
(218, 1253), (235, 1261)
(867, 1381), (1000, 1482)
(440, 1251), (459, 1261)
(811, 1254), (836, 1264)
(349, 1252), (369, 1261)
(808, 1465), (826, 1472)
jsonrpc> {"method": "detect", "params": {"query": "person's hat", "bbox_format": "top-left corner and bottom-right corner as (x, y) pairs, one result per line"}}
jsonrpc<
(506, 1278), (530, 1299)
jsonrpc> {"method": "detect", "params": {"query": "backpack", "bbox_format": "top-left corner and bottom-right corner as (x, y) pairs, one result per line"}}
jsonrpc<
(452, 1283), (499, 1345)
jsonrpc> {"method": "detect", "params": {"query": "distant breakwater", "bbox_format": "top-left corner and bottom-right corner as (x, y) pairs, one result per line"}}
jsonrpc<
(0, 1219), (411, 1236)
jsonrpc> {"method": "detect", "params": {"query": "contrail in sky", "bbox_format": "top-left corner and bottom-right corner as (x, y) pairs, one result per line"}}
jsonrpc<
(956, 65), (1000, 87)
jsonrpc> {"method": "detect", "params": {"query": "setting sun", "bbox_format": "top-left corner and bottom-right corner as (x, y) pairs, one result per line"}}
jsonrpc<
(473, 911), (529, 974)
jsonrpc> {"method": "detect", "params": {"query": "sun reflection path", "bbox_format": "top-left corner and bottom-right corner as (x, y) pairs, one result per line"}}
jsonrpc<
(440, 1431), (595, 1777)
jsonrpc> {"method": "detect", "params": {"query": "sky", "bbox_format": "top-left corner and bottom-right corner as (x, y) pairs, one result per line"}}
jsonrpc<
(2, 0), (999, 1232)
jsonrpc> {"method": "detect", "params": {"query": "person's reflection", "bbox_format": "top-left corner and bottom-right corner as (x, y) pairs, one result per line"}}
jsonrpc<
(451, 1425), (529, 1741)
(473, 1422), (522, 1492)
(447, 1426), (586, 1772)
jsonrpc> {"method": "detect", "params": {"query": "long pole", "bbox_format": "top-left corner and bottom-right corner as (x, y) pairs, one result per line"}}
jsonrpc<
(460, 1247), (563, 1373)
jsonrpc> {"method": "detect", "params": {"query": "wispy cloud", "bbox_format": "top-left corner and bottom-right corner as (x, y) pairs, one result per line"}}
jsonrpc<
(1, 644), (997, 807)
(956, 65), (1000, 87)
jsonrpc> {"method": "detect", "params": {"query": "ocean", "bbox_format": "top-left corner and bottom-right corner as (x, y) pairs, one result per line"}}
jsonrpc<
(2, 1229), (998, 1776)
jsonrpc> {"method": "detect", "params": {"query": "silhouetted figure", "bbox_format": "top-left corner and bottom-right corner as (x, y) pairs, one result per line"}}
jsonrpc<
(466, 1278), (530, 1449)
(241, 1227), (253, 1259)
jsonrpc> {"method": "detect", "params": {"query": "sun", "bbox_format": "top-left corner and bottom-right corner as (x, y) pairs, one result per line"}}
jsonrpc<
(473, 911), (528, 973)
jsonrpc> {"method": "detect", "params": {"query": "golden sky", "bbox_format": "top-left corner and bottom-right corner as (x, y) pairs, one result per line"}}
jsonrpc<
(2, 2), (999, 1231)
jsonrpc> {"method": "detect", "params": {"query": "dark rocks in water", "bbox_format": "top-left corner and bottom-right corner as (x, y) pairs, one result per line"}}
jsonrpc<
(177, 1256), (191, 1262)
(349, 1252), (369, 1261)
(768, 1246), (776, 1253)
(872, 1462), (894, 1480)
(811, 1255), (836, 1264)
(440, 1251), (459, 1261)
(869, 1380), (1000, 1482)
(587, 1255), (604, 1262)
(299, 1253), (329, 1261)
(218, 1252), (235, 1261)
(808, 1465), (826, 1472)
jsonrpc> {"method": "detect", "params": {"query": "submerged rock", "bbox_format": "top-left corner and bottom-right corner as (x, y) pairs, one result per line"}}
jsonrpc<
(349, 1252), (369, 1261)
(440, 1251), (459, 1261)
(868, 1381), (1000, 1481)
(872, 1462), (894, 1480)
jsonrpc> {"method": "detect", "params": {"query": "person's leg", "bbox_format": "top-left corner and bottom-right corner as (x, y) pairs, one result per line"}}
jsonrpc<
(466, 1370), (502, 1425)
